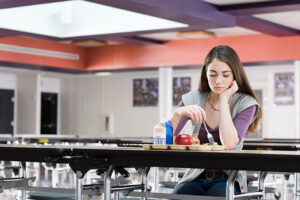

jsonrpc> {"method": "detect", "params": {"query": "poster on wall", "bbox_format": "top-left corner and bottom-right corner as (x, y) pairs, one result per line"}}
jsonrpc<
(133, 78), (158, 107)
(173, 77), (191, 106)
(274, 72), (294, 105)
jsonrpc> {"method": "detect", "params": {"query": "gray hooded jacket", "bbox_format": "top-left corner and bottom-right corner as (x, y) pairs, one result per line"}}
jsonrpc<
(177, 90), (260, 193)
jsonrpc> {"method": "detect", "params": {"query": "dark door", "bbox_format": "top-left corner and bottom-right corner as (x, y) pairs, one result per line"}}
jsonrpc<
(41, 92), (58, 135)
(0, 89), (14, 134)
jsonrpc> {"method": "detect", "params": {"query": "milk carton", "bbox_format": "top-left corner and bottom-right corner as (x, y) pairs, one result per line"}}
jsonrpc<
(153, 122), (173, 145)
(153, 123), (166, 145)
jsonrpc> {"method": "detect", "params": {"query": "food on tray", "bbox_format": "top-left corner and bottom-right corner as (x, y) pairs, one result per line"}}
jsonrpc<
(143, 143), (225, 151)
(212, 142), (218, 146)
(203, 142), (218, 146)
(192, 136), (200, 144)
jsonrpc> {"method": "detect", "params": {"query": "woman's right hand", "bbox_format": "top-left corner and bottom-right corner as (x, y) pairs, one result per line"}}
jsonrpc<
(173, 105), (206, 123)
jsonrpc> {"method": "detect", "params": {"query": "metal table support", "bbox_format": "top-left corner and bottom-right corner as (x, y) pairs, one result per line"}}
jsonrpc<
(296, 173), (300, 200)
(141, 167), (150, 200)
(21, 161), (27, 200)
(114, 171), (120, 200)
(75, 171), (83, 200)
(258, 171), (267, 199)
(104, 165), (114, 200)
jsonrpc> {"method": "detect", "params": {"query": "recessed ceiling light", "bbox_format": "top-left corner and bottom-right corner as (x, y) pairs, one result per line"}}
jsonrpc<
(96, 72), (112, 76)
(71, 39), (107, 47)
(176, 30), (216, 39)
(0, 0), (188, 38)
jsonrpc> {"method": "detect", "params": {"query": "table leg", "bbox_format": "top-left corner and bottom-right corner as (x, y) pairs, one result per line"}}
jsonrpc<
(153, 167), (159, 192)
(21, 162), (27, 200)
(258, 171), (267, 199)
(295, 173), (300, 200)
(75, 171), (83, 200)
(114, 171), (119, 200)
(141, 167), (150, 200)
(104, 165), (114, 200)
(226, 170), (238, 200)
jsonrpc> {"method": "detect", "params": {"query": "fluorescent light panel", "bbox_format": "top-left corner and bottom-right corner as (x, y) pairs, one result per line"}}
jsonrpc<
(0, 0), (188, 38)
(96, 72), (112, 76)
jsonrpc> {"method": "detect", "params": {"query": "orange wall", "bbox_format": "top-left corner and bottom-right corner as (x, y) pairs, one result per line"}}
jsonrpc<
(0, 36), (85, 70)
(86, 34), (300, 70)
(2, 34), (300, 71)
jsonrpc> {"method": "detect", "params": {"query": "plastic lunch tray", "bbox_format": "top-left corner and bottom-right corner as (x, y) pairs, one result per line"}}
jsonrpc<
(143, 144), (225, 151)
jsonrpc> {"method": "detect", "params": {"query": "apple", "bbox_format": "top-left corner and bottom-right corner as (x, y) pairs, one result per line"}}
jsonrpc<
(175, 134), (194, 145)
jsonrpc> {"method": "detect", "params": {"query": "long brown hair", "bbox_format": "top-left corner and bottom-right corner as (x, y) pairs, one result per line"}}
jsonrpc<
(198, 45), (262, 133)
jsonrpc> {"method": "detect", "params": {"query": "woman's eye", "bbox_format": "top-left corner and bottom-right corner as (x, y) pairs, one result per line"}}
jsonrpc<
(209, 74), (216, 77)
(223, 75), (230, 78)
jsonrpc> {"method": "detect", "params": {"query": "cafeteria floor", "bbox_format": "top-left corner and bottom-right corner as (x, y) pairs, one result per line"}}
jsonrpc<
(0, 171), (297, 200)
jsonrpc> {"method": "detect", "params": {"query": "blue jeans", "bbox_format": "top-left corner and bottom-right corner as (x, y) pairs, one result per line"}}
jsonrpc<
(172, 178), (240, 197)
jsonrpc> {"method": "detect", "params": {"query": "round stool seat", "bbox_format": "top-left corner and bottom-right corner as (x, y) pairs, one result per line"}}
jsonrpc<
(28, 191), (74, 200)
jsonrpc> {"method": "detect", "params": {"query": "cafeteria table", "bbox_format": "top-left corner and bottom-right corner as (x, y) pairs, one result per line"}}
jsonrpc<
(243, 142), (300, 151)
(21, 136), (153, 146)
(244, 139), (300, 199)
(2, 144), (300, 200)
(245, 138), (300, 144)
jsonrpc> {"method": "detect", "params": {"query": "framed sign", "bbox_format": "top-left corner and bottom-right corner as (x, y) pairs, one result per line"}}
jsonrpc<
(133, 78), (158, 107)
(274, 72), (294, 105)
(173, 77), (191, 106)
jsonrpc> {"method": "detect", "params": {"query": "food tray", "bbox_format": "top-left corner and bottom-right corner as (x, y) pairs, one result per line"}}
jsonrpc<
(211, 145), (226, 151)
(143, 144), (169, 150)
(188, 145), (212, 151)
(143, 144), (225, 151)
(170, 145), (189, 150)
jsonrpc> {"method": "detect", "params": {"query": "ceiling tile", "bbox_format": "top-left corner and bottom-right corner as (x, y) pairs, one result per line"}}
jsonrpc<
(254, 11), (300, 31)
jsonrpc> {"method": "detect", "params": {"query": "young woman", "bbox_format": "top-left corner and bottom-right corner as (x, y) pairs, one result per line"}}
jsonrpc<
(170, 45), (262, 197)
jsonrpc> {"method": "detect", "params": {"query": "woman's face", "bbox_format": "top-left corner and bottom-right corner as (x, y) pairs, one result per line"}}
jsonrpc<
(206, 59), (234, 94)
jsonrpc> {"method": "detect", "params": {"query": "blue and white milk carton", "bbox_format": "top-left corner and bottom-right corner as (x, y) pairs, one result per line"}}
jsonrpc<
(153, 122), (173, 145)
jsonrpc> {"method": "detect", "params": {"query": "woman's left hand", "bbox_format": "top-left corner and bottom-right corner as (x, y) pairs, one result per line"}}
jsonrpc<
(220, 80), (238, 102)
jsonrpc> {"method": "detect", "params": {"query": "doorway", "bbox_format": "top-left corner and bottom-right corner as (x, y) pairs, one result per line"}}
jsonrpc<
(41, 92), (58, 135)
(0, 89), (14, 134)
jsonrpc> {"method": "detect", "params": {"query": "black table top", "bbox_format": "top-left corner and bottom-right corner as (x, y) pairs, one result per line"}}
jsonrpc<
(1, 144), (300, 173)
(243, 142), (300, 151)
(0, 136), (153, 145)
(244, 138), (300, 144)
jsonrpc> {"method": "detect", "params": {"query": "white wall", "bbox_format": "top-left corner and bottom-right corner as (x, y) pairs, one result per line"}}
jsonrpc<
(60, 76), (77, 135)
(100, 71), (159, 137)
(245, 64), (297, 138)
(0, 62), (298, 139)
(17, 72), (38, 135)
(71, 77), (103, 136)
(74, 63), (297, 139)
